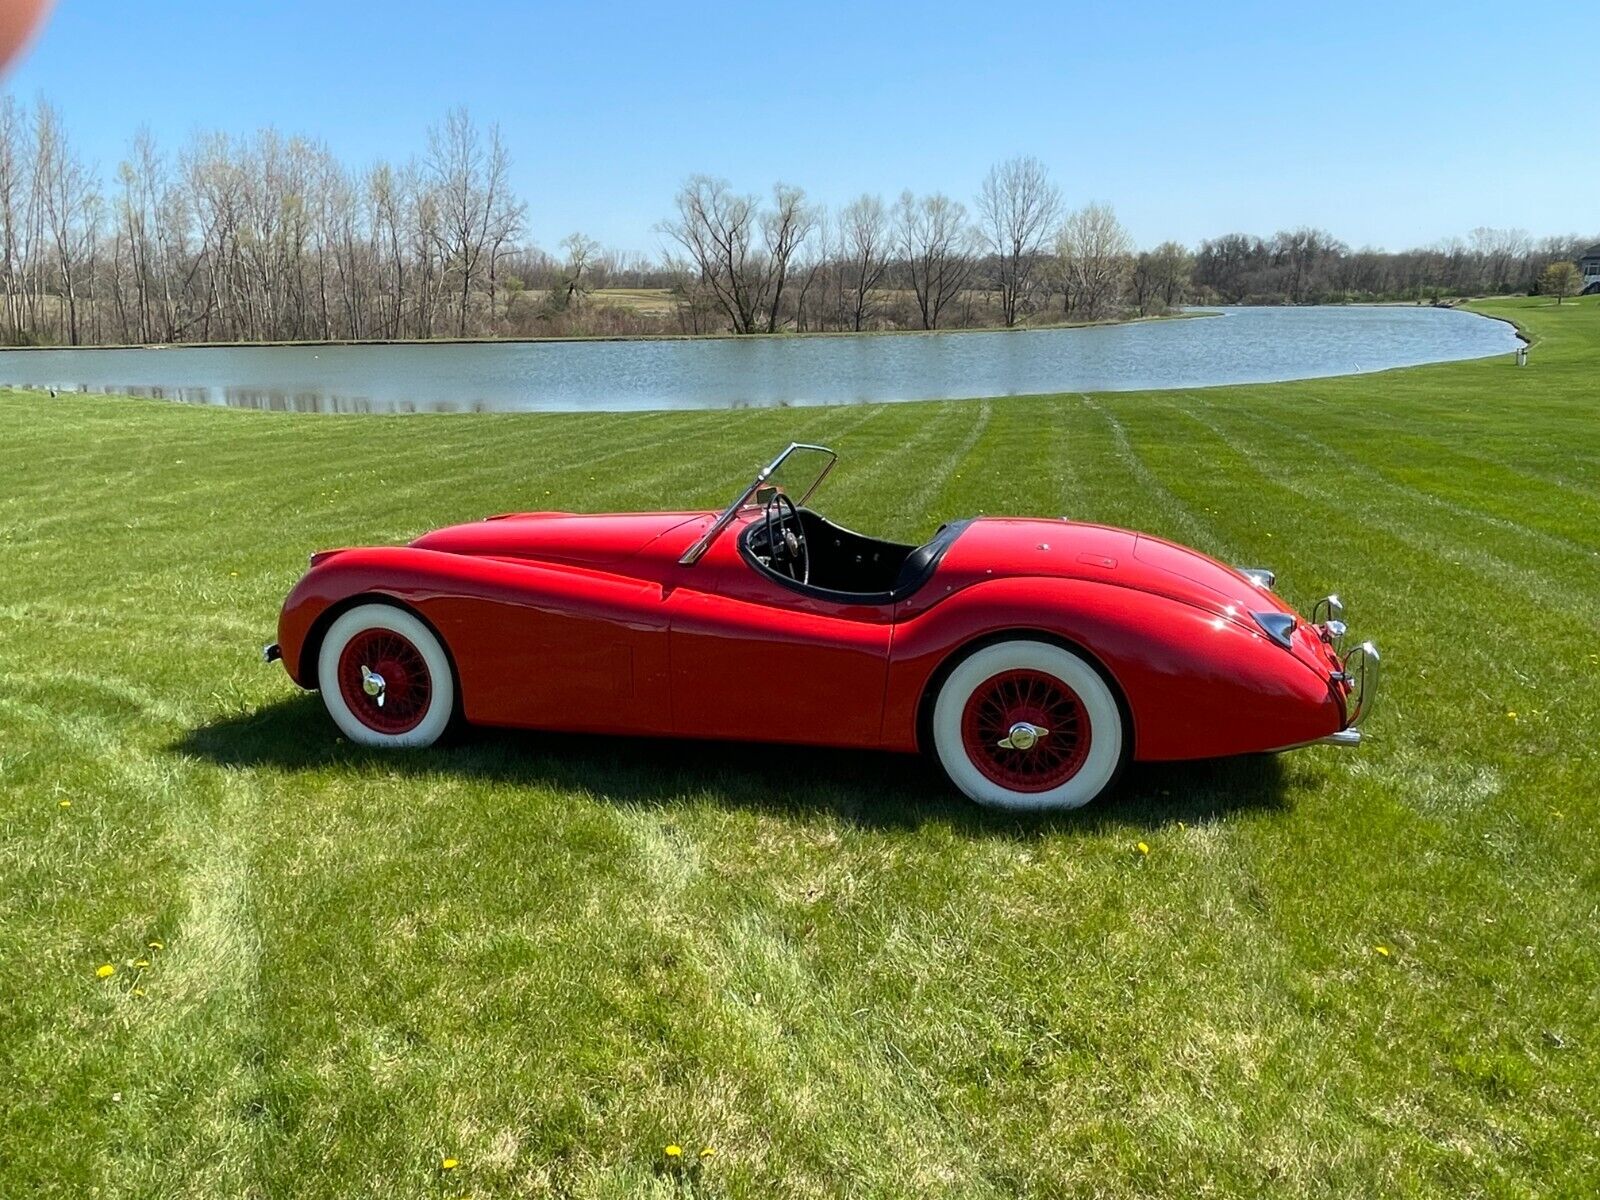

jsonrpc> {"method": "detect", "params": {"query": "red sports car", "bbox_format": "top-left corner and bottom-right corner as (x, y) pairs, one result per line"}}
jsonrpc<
(265, 443), (1377, 811)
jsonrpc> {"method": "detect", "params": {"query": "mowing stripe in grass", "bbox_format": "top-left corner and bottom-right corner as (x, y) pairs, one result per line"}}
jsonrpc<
(1077, 393), (1231, 558)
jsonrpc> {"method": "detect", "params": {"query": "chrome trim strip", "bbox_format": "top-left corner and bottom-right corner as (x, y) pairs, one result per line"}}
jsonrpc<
(678, 442), (837, 566)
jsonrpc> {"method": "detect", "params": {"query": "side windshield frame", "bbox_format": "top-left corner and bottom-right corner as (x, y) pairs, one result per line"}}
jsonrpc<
(678, 442), (836, 566)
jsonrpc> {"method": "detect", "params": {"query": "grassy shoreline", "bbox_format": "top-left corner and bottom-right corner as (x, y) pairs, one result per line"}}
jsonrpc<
(2, 295), (1596, 1197)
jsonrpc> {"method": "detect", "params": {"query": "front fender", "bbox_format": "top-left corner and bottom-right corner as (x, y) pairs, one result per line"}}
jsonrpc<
(885, 576), (1344, 760)
(277, 547), (497, 686)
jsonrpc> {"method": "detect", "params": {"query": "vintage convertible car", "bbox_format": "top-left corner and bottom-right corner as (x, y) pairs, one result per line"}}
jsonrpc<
(265, 443), (1377, 811)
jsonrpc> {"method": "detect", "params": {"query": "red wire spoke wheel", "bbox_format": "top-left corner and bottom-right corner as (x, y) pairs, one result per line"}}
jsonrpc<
(336, 628), (433, 735)
(932, 640), (1125, 811)
(960, 668), (1092, 792)
(316, 604), (456, 748)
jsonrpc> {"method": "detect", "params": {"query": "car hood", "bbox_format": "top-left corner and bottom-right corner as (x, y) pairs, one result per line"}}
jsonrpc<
(410, 510), (710, 568)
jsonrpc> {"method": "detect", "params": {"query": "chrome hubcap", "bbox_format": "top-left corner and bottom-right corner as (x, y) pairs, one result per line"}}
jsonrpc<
(360, 665), (387, 707)
(998, 721), (1049, 751)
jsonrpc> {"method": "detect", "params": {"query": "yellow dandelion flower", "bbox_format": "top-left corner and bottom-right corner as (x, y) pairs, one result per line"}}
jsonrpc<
(59, 799), (71, 808)
(700, 1146), (715, 1159)
(440, 1158), (459, 1170)
(664, 1145), (683, 1159)
(132, 988), (145, 996)
(96, 964), (116, 978)
(1374, 945), (1391, 957)
(147, 940), (163, 950)
(1506, 710), (1518, 720)
(1136, 841), (1150, 856)
(134, 959), (150, 969)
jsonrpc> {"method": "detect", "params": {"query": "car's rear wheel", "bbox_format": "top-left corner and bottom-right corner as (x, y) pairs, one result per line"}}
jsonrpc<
(932, 640), (1124, 811)
(317, 604), (455, 748)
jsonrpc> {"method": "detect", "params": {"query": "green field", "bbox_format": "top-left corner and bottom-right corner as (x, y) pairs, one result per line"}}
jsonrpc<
(2, 297), (1596, 1197)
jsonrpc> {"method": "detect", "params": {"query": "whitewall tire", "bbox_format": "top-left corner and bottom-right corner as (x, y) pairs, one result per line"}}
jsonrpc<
(316, 603), (455, 748)
(932, 640), (1124, 811)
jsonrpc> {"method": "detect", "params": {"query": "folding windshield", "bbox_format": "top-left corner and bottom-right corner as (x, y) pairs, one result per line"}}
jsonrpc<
(762, 444), (837, 508)
(678, 443), (837, 565)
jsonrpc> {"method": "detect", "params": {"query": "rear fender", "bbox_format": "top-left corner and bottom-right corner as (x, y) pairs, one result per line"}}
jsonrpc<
(887, 576), (1344, 760)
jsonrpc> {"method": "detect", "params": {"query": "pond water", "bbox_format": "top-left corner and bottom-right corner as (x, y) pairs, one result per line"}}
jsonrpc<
(0, 305), (1520, 413)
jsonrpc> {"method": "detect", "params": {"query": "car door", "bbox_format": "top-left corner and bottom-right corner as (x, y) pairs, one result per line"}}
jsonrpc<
(664, 520), (895, 748)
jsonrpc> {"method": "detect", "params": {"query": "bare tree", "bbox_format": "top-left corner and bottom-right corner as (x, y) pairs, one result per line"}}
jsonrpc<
(1274, 227), (1346, 304)
(1471, 226), (1531, 294)
(550, 231), (601, 311)
(660, 176), (815, 333)
(1057, 202), (1132, 321)
(789, 208), (830, 332)
(894, 190), (975, 330)
(761, 183), (815, 332)
(837, 193), (889, 331)
(660, 176), (760, 333)
(367, 161), (408, 337)
(426, 108), (515, 337)
(0, 96), (31, 341)
(34, 101), (96, 343)
(976, 156), (1060, 326)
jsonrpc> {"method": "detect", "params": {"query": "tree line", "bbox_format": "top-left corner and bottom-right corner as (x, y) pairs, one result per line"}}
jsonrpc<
(0, 96), (1592, 346)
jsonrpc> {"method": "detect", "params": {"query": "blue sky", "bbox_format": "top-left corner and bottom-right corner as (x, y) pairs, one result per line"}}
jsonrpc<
(5, 1), (1596, 256)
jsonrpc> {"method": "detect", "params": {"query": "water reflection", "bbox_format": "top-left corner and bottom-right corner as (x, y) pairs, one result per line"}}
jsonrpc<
(0, 306), (1522, 414)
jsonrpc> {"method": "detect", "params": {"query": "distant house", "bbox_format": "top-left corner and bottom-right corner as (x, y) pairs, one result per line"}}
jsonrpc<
(1582, 243), (1600, 295)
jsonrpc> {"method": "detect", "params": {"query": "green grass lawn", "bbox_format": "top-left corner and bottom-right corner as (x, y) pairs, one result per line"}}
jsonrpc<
(2, 296), (1597, 1197)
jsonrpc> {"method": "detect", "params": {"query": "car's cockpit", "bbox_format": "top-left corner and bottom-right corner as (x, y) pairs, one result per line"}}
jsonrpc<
(679, 442), (969, 604)
(743, 505), (969, 602)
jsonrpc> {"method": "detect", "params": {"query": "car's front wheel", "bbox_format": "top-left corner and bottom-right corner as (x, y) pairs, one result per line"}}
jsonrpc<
(932, 639), (1124, 811)
(317, 603), (455, 748)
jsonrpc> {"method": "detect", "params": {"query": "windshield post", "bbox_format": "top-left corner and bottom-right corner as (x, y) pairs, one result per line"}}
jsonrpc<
(678, 443), (836, 566)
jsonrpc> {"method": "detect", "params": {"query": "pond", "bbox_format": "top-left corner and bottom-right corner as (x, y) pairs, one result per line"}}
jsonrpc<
(0, 305), (1521, 413)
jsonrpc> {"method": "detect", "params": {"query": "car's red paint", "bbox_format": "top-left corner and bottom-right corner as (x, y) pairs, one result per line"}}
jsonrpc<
(275, 494), (1357, 763)
(412, 510), (707, 568)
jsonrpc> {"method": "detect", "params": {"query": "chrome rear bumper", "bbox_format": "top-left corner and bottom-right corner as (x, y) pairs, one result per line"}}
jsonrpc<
(1277, 638), (1379, 752)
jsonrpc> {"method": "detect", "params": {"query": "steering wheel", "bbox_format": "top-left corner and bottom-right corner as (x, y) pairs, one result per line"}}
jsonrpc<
(762, 490), (809, 585)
